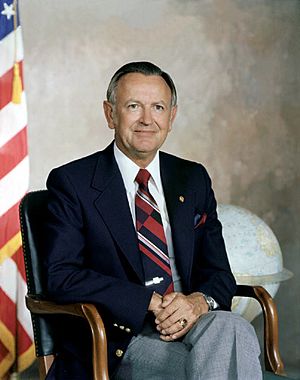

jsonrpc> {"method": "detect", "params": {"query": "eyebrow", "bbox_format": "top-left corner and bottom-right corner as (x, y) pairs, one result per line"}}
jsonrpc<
(124, 99), (169, 107)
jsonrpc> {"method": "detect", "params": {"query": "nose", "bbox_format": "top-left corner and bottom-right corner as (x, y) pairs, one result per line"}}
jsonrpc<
(140, 107), (153, 126)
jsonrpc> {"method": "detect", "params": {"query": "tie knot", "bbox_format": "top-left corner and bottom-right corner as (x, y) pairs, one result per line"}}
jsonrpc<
(135, 169), (151, 188)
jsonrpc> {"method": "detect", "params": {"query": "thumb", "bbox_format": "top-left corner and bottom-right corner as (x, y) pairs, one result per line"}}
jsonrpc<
(161, 292), (177, 307)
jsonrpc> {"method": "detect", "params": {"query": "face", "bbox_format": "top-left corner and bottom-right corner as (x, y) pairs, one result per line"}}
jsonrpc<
(103, 73), (177, 167)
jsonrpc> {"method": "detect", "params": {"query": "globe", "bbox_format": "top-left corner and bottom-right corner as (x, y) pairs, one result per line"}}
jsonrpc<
(217, 204), (292, 322)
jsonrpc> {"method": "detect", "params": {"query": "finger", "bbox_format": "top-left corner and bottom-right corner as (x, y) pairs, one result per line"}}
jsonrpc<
(151, 306), (164, 318)
(156, 295), (191, 327)
(156, 309), (183, 331)
(159, 313), (192, 335)
(159, 320), (183, 336)
(157, 293), (187, 320)
(155, 301), (179, 324)
(160, 323), (191, 341)
(160, 334), (175, 342)
(170, 326), (189, 340)
(160, 293), (206, 327)
(161, 292), (177, 307)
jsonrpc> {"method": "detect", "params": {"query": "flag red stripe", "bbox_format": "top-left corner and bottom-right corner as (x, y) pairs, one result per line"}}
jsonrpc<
(0, 202), (21, 249)
(17, 320), (32, 353)
(0, 61), (24, 110)
(11, 246), (26, 282)
(0, 127), (28, 180)
(139, 243), (172, 275)
(0, 289), (16, 336)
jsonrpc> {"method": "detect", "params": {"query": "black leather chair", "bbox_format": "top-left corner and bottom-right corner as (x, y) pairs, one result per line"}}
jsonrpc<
(20, 190), (288, 379)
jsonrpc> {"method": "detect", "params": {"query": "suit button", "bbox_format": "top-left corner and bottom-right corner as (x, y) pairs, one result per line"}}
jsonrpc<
(119, 325), (125, 330)
(116, 349), (123, 357)
(125, 328), (131, 333)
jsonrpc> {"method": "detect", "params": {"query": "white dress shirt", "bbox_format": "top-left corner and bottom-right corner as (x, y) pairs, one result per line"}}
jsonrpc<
(114, 143), (182, 292)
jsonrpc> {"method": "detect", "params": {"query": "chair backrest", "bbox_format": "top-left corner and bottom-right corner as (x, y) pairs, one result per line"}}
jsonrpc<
(20, 190), (57, 357)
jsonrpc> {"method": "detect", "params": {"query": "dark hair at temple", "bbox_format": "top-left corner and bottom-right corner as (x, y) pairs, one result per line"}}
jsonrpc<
(106, 61), (177, 107)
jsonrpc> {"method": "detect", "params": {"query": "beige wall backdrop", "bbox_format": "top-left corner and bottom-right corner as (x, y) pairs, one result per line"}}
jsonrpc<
(20, 0), (300, 373)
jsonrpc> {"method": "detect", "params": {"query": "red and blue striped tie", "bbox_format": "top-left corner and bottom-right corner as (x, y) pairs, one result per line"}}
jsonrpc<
(135, 169), (174, 295)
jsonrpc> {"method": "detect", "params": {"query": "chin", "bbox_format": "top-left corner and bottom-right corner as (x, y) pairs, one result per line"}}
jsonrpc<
(135, 143), (158, 154)
(132, 139), (157, 150)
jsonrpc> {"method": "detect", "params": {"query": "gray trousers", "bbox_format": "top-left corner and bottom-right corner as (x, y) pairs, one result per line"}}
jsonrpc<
(113, 311), (262, 380)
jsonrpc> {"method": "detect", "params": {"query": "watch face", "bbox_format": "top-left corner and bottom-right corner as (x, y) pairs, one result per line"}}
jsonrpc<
(206, 297), (214, 310)
(201, 293), (218, 311)
(205, 296), (216, 310)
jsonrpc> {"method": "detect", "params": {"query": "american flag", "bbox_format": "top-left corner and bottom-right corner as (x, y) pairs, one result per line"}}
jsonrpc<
(0, 0), (35, 377)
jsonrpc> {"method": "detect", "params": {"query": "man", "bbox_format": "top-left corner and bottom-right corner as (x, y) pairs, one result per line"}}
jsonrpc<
(44, 61), (262, 379)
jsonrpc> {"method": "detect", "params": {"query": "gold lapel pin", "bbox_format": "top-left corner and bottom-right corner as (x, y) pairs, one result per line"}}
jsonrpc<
(179, 195), (185, 203)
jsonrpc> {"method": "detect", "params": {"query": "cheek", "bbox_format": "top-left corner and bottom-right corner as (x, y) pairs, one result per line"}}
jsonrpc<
(162, 121), (173, 134)
(159, 114), (173, 128)
(119, 113), (139, 127)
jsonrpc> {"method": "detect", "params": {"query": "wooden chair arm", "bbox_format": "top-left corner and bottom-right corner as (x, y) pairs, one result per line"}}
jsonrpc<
(26, 295), (109, 380)
(235, 285), (285, 375)
(27, 286), (284, 379)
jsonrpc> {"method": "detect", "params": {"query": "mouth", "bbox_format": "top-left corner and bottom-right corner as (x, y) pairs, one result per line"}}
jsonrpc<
(134, 130), (156, 134)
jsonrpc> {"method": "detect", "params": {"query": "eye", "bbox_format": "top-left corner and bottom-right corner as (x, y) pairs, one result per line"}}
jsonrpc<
(127, 103), (139, 110)
(154, 104), (165, 112)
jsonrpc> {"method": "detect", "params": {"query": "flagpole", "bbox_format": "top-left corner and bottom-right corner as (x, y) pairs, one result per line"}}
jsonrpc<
(12, 0), (22, 104)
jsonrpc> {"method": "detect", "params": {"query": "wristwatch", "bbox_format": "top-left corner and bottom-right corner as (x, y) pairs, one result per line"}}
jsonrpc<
(200, 293), (219, 311)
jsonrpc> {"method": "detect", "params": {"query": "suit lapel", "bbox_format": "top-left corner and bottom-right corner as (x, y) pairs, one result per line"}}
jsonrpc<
(91, 144), (144, 283)
(90, 146), (196, 289)
(160, 154), (195, 290)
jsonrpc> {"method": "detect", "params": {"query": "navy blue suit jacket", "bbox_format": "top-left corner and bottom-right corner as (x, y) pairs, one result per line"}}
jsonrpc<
(44, 142), (236, 379)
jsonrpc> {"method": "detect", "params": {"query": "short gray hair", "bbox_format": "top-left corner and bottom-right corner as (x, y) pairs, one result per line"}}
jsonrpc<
(106, 61), (177, 107)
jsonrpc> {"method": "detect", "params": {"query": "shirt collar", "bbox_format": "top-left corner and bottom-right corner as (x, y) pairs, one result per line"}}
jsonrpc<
(113, 142), (162, 193)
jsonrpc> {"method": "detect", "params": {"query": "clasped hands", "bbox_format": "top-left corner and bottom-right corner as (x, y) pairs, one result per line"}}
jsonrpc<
(148, 291), (209, 341)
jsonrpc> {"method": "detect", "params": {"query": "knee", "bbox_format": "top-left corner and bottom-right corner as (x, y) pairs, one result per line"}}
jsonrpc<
(214, 311), (260, 350)
(211, 311), (257, 337)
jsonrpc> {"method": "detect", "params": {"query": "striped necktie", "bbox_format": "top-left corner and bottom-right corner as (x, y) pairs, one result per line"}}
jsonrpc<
(135, 169), (174, 295)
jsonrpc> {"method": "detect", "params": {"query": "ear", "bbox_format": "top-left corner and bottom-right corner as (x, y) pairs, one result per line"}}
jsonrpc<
(103, 101), (115, 130)
(168, 105), (178, 131)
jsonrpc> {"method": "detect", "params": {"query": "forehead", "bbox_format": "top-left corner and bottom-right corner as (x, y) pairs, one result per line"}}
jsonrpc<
(115, 73), (172, 103)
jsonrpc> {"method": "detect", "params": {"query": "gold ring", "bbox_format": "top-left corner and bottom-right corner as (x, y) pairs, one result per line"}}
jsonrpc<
(178, 318), (188, 329)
